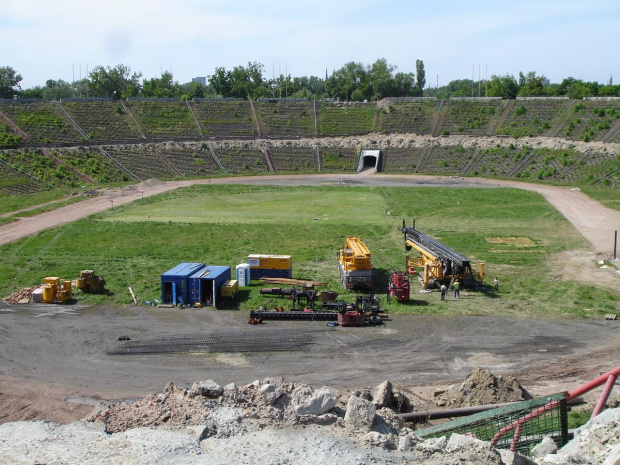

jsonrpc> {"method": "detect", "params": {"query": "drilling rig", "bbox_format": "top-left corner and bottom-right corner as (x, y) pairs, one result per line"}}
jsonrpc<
(398, 219), (484, 289)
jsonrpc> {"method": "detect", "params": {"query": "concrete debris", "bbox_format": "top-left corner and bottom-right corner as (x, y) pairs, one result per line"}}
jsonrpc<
(499, 448), (538, 465)
(539, 407), (620, 465)
(344, 395), (376, 431)
(373, 407), (404, 434)
(398, 433), (413, 451)
(2, 370), (619, 464)
(190, 379), (223, 398)
(372, 379), (393, 408)
(4, 285), (42, 304)
(291, 385), (338, 416)
(435, 366), (528, 408)
(204, 406), (245, 438)
(531, 436), (559, 458)
(259, 383), (284, 406)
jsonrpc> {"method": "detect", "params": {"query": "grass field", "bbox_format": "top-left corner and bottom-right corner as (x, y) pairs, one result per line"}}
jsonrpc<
(0, 188), (80, 216)
(1, 184), (618, 318)
(578, 186), (620, 211)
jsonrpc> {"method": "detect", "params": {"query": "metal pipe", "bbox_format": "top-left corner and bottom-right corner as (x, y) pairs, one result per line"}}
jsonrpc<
(400, 397), (584, 423)
(510, 423), (521, 452)
(591, 374), (617, 419)
(567, 365), (620, 401)
(401, 402), (515, 422)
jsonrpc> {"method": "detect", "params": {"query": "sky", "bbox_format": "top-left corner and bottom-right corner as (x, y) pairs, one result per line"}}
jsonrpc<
(2, 0), (619, 90)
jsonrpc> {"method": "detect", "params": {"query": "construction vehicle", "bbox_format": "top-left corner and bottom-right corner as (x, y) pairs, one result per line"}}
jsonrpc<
(338, 236), (372, 290)
(75, 270), (106, 293)
(398, 219), (484, 289)
(387, 270), (410, 302)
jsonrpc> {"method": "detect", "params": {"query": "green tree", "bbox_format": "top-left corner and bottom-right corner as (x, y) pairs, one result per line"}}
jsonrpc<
(368, 58), (396, 100)
(141, 71), (182, 98)
(19, 86), (44, 99)
(415, 59), (426, 96)
(87, 64), (142, 99)
(518, 71), (546, 96)
(393, 72), (415, 96)
(486, 74), (519, 99)
(0, 66), (23, 99)
(599, 84), (620, 97)
(209, 67), (231, 97)
(208, 62), (265, 99)
(326, 62), (369, 101)
(180, 81), (212, 99)
(42, 79), (73, 100)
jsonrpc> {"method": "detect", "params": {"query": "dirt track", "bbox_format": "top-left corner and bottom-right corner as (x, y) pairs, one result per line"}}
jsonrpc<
(1, 174), (619, 424)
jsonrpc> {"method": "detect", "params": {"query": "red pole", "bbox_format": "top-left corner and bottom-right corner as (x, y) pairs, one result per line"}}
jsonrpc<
(567, 365), (620, 401)
(591, 374), (617, 419)
(510, 423), (521, 452)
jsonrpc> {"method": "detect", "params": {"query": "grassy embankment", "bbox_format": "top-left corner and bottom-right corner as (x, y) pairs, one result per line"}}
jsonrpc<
(0, 189), (96, 225)
(579, 186), (620, 211)
(1, 184), (617, 318)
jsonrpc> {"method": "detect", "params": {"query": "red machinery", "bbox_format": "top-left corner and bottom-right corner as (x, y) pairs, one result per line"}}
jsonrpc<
(388, 271), (410, 302)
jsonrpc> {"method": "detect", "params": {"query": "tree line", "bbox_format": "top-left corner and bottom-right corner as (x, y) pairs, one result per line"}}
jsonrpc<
(1, 60), (618, 102)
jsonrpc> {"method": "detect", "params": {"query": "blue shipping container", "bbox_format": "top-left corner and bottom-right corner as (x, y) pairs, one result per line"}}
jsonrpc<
(188, 266), (231, 307)
(248, 268), (292, 279)
(161, 262), (206, 304)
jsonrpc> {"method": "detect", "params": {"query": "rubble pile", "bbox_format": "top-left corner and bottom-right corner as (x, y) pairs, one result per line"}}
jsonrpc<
(3, 285), (41, 304)
(1, 368), (619, 464)
(435, 367), (529, 408)
(87, 377), (409, 438)
(537, 406), (620, 464)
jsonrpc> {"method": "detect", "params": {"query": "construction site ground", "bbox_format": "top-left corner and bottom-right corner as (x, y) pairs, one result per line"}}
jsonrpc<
(1, 173), (619, 426)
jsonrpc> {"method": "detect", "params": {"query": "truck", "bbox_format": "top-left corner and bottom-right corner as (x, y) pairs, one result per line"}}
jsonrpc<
(338, 236), (372, 290)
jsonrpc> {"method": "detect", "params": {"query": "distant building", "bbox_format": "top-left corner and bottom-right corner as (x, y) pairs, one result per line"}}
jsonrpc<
(541, 78), (551, 86)
(192, 77), (207, 86)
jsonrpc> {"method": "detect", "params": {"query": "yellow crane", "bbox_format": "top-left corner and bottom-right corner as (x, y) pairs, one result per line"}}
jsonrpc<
(338, 236), (373, 290)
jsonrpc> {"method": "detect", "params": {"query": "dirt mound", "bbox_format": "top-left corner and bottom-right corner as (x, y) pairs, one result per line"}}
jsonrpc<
(434, 367), (528, 408)
(136, 178), (164, 188)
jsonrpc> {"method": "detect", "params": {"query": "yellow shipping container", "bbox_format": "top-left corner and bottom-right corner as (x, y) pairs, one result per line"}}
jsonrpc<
(247, 254), (292, 270)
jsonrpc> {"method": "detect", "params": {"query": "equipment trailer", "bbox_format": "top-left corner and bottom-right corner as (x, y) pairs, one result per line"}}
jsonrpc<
(250, 295), (384, 326)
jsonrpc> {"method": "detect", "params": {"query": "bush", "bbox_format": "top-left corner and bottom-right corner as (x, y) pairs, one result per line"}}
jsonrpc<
(515, 105), (527, 116)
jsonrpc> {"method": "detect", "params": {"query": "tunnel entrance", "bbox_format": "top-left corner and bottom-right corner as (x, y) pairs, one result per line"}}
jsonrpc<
(357, 149), (382, 172)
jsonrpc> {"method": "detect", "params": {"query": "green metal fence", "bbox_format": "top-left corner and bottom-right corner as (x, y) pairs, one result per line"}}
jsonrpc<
(415, 393), (568, 456)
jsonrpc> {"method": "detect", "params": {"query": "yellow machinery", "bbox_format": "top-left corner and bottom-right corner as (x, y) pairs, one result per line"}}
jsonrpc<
(41, 277), (72, 303)
(338, 236), (373, 289)
(220, 279), (238, 300)
(399, 219), (484, 289)
(75, 270), (106, 293)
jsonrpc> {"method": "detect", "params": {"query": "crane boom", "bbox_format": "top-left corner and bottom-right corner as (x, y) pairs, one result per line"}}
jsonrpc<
(398, 219), (482, 289)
